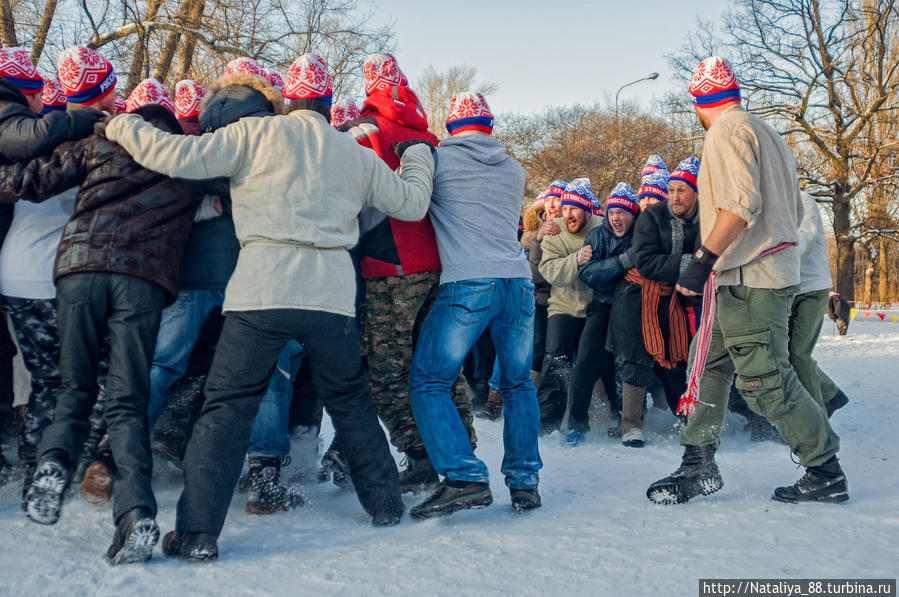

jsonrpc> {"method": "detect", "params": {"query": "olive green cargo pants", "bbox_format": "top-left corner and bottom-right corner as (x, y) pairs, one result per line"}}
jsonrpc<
(680, 284), (839, 467)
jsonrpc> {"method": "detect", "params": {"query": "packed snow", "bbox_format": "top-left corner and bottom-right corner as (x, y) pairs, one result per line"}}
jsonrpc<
(1, 318), (897, 596)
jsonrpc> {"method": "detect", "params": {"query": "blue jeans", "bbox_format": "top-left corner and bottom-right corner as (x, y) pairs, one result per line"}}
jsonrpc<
(148, 290), (224, 428)
(247, 339), (304, 458)
(409, 278), (542, 489)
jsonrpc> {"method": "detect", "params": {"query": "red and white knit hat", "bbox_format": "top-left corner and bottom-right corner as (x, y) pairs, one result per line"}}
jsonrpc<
(114, 95), (127, 114)
(174, 79), (208, 119)
(224, 56), (266, 78)
(363, 53), (407, 95)
(689, 56), (741, 108)
(265, 70), (285, 92)
(0, 47), (43, 95)
(57, 47), (117, 104)
(446, 91), (494, 135)
(41, 76), (67, 113)
(126, 78), (175, 115)
(330, 98), (360, 129)
(284, 53), (333, 105)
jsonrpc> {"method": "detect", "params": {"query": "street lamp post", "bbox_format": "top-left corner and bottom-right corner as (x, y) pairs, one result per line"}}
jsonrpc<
(615, 72), (659, 129)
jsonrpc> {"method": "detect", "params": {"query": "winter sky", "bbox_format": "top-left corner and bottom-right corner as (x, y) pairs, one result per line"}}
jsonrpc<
(370, 0), (727, 115)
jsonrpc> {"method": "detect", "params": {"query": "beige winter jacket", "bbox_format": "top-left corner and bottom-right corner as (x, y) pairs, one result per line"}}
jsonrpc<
(105, 109), (435, 317)
(538, 216), (600, 318)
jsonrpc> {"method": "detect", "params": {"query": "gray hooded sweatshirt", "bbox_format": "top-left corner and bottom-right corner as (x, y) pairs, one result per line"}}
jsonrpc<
(430, 134), (530, 284)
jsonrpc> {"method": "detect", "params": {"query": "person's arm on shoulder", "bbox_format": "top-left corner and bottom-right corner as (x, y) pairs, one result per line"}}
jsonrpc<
(364, 143), (434, 221)
(105, 113), (247, 179)
(0, 139), (88, 204)
(0, 107), (101, 162)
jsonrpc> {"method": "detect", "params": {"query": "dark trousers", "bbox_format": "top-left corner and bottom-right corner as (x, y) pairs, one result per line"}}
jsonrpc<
(532, 304), (548, 372)
(567, 304), (617, 433)
(41, 273), (164, 522)
(176, 309), (401, 536)
(0, 315), (16, 429)
(537, 314), (586, 433)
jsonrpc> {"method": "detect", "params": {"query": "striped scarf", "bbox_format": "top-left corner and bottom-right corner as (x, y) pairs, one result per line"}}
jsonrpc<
(623, 268), (689, 369)
(677, 242), (796, 417)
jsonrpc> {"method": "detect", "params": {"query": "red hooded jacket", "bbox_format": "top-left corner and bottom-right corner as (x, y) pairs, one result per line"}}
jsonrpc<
(347, 85), (441, 279)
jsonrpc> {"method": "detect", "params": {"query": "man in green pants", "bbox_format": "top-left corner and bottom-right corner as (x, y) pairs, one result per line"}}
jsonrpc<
(646, 57), (847, 505)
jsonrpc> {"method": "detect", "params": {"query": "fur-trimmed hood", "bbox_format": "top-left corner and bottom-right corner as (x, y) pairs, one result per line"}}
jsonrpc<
(200, 73), (284, 115)
(198, 73), (284, 133)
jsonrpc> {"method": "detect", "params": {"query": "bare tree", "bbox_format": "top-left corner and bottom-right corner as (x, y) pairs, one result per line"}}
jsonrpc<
(669, 0), (899, 299)
(416, 64), (498, 139)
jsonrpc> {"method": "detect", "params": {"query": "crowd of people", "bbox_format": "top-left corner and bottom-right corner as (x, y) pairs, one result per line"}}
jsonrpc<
(0, 45), (852, 565)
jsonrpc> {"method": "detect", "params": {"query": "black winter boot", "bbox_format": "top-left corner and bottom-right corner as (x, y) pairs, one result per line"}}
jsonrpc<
(245, 455), (304, 515)
(25, 451), (71, 525)
(646, 445), (723, 505)
(469, 379), (490, 410)
(510, 488), (542, 512)
(410, 479), (493, 519)
(398, 450), (439, 493)
(772, 456), (849, 503)
(319, 447), (353, 490)
(161, 531), (218, 562)
(105, 507), (160, 565)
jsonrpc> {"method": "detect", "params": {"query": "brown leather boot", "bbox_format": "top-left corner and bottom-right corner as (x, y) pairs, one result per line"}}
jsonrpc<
(80, 451), (115, 505)
(477, 388), (503, 420)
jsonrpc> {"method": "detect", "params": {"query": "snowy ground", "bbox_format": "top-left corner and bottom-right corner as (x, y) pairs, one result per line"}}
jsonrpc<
(0, 319), (897, 597)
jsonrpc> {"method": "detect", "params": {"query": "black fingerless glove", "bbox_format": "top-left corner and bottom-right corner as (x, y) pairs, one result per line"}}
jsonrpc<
(676, 245), (719, 294)
(394, 139), (436, 158)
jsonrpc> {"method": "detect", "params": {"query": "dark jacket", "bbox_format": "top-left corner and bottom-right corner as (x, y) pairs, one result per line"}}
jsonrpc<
(348, 85), (442, 279)
(0, 78), (101, 245)
(0, 105), (204, 304)
(528, 238), (551, 307)
(176, 112), (239, 291)
(607, 201), (701, 364)
(578, 215), (632, 308)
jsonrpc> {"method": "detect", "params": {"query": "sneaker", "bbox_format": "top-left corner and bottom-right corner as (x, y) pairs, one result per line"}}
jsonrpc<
(80, 451), (116, 506)
(772, 456), (849, 504)
(105, 507), (160, 565)
(646, 445), (722, 505)
(622, 428), (644, 448)
(510, 488), (542, 512)
(161, 531), (218, 562)
(25, 454), (71, 525)
(410, 479), (493, 520)
(320, 448), (353, 491)
(245, 455), (304, 515)
(398, 453), (439, 493)
(566, 430), (584, 446)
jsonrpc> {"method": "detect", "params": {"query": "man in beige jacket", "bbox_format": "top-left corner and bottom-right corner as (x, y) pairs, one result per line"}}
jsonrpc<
(646, 57), (845, 506)
(104, 63), (436, 560)
(536, 180), (600, 433)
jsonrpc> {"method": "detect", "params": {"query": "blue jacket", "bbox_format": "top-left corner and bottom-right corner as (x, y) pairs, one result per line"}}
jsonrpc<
(577, 215), (633, 307)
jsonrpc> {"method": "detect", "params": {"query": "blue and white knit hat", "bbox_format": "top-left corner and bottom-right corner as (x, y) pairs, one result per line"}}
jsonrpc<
(638, 169), (670, 202)
(641, 154), (667, 179)
(669, 156), (700, 192)
(560, 178), (597, 212)
(606, 182), (639, 216)
(543, 179), (568, 199)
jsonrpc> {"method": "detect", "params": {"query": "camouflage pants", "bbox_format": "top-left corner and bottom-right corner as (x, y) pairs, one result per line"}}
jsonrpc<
(361, 271), (475, 455)
(2, 297), (62, 464)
